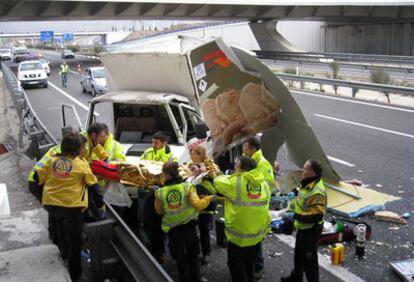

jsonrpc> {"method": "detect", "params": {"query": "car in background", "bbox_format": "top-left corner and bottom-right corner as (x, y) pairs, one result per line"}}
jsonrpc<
(38, 58), (50, 76)
(13, 47), (30, 62)
(80, 67), (107, 96)
(0, 48), (12, 61)
(17, 60), (48, 88)
(61, 49), (75, 59)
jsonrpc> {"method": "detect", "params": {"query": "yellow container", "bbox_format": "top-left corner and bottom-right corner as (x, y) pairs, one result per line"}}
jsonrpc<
(331, 243), (345, 265)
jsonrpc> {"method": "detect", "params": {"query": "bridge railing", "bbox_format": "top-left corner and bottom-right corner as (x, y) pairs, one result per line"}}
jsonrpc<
(276, 73), (414, 102)
(256, 50), (414, 72)
(1, 62), (57, 160)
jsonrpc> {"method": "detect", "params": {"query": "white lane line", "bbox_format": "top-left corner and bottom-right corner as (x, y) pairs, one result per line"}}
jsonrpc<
(315, 114), (414, 139)
(293, 90), (414, 113)
(327, 156), (355, 167)
(48, 81), (92, 113)
(276, 234), (365, 282)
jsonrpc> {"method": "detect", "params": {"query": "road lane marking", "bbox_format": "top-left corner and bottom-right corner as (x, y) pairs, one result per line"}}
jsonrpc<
(327, 155), (355, 167)
(69, 70), (80, 76)
(276, 234), (365, 282)
(48, 81), (100, 118)
(293, 90), (414, 113)
(315, 113), (414, 139)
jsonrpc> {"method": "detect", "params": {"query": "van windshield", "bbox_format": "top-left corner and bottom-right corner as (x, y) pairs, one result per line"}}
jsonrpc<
(14, 49), (28, 55)
(20, 63), (43, 71)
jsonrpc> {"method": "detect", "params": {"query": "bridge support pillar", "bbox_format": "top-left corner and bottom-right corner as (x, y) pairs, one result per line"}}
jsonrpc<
(249, 20), (301, 52)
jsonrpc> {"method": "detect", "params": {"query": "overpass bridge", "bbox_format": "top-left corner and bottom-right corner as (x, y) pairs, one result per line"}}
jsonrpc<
(2, 0), (414, 22)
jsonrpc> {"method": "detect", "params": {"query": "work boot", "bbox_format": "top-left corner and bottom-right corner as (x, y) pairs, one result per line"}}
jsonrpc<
(281, 271), (300, 282)
(255, 268), (265, 280)
(201, 255), (210, 265)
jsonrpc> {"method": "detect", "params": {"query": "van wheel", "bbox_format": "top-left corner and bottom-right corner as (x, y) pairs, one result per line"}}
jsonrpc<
(81, 83), (86, 93)
(91, 86), (96, 97)
(44, 83), (48, 88)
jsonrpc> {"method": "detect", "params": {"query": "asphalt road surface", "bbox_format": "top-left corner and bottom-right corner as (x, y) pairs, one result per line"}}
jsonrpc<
(9, 51), (414, 282)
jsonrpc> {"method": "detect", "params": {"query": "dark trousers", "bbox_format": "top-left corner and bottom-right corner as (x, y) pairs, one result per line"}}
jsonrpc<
(292, 224), (323, 282)
(227, 241), (261, 282)
(255, 243), (264, 272)
(143, 191), (165, 259)
(198, 213), (213, 256)
(48, 206), (83, 281)
(168, 224), (201, 282)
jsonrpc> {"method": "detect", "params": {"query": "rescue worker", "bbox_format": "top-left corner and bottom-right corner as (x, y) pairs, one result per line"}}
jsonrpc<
(242, 137), (275, 193)
(242, 137), (275, 277)
(59, 61), (69, 88)
(214, 157), (271, 282)
(36, 133), (105, 281)
(281, 159), (327, 282)
(155, 162), (214, 282)
(140, 131), (176, 262)
(140, 132), (176, 162)
(188, 145), (219, 265)
(82, 123), (125, 163)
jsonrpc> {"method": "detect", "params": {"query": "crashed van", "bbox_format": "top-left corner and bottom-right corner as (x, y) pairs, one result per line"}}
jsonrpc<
(64, 36), (339, 181)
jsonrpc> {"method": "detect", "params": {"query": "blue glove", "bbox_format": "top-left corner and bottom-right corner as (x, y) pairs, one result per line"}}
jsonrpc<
(287, 192), (296, 200)
(284, 212), (295, 222)
(225, 169), (234, 175)
(210, 195), (218, 202)
(98, 205), (106, 220)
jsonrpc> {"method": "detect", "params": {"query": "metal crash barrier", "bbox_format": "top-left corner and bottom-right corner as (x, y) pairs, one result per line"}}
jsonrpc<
(85, 200), (173, 282)
(1, 61), (57, 159)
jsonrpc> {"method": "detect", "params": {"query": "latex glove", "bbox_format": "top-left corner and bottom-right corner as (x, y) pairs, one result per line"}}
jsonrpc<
(153, 185), (159, 192)
(287, 192), (296, 200)
(225, 169), (234, 175)
(98, 205), (106, 220)
(210, 195), (218, 202)
(284, 212), (295, 222)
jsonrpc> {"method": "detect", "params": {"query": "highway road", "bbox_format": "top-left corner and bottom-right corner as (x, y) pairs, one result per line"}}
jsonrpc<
(10, 52), (414, 282)
(262, 59), (414, 82)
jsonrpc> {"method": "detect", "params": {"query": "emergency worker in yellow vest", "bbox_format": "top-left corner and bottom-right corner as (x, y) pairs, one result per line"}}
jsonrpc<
(59, 61), (69, 88)
(82, 122), (125, 163)
(140, 132), (176, 162)
(214, 156), (271, 282)
(242, 137), (275, 278)
(282, 159), (327, 282)
(188, 145), (220, 265)
(155, 162), (214, 282)
(36, 133), (105, 281)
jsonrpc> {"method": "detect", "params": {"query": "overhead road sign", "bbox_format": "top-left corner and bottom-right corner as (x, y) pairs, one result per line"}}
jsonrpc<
(40, 31), (54, 43)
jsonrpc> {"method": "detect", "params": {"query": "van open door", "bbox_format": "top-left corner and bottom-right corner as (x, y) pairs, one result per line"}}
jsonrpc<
(61, 103), (83, 134)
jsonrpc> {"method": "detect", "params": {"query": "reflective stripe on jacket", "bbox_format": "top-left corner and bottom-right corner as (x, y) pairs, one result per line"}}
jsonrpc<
(294, 179), (327, 230)
(214, 168), (271, 247)
(28, 145), (61, 182)
(157, 182), (199, 233)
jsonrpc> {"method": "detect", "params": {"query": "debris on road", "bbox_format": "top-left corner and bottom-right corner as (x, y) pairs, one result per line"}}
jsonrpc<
(373, 211), (408, 224)
(398, 191), (405, 194)
(401, 212), (411, 219)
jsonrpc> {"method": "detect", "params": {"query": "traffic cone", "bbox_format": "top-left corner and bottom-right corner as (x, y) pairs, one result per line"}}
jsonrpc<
(77, 64), (81, 74)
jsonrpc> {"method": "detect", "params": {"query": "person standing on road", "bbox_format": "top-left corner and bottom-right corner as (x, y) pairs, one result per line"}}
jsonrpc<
(59, 61), (69, 88)
(140, 131), (176, 263)
(155, 162), (215, 282)
(214, 156), (271, 282)
(242, 137), (275, 278)
(282, 159), (327, 282)
(188, 145), (220, 265)
(36, 133), (105, 281)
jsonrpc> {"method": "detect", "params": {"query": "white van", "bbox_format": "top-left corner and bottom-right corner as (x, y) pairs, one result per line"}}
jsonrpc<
(18, 60), (48, 88)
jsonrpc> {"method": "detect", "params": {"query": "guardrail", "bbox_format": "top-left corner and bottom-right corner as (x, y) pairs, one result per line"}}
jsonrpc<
(276, 73), (414, 102)
(256, 50), (414, 66)
(1, 62), (57, 159)
(85, 200), (173, 282)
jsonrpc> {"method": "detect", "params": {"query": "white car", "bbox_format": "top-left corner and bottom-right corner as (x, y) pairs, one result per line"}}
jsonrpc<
(18, 60), (48, 88)
(80, 67), (107, 96)
(0, 48), (12, 61)
(39, 58), (50, 76)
